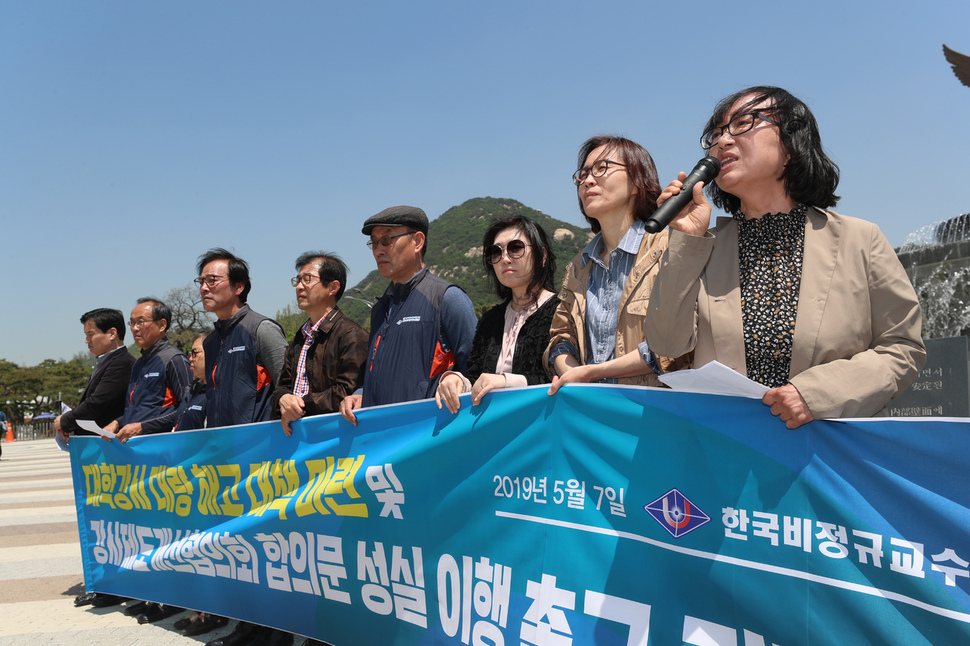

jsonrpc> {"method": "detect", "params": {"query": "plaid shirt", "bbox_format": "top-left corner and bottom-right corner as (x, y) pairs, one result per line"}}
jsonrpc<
(292, 309), (333, 397)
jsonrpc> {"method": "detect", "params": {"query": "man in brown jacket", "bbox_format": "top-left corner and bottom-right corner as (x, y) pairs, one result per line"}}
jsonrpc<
(271, 251), (368, 435)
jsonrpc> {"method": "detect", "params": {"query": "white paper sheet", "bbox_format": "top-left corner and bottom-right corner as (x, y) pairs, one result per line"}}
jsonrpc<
(658, 361), (769, 399)
(77, 419), (117, 438)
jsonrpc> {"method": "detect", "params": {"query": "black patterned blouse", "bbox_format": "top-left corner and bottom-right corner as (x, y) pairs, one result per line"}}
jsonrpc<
(736, 203), (807, 388)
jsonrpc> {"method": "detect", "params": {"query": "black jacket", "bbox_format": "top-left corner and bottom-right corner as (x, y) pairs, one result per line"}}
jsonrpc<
(60, 348), (137, 435)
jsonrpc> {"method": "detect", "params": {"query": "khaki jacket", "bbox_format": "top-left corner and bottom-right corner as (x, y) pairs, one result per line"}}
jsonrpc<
(645, 207), (926, 418)
(544, 228), (689, 387)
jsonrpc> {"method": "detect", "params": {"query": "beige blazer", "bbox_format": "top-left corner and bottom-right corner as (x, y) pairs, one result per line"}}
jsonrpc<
(543, 228), (689, 387)
(645, 207), (926, 419)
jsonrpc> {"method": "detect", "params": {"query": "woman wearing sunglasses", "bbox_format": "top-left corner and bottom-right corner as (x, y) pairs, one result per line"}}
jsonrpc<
(435, 215), (559, 413)
(646, 86), (925, 428)
(544, 135), (688, 394)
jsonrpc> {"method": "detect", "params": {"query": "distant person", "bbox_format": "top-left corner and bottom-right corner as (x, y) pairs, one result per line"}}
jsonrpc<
(55, 308), (136, 446)
(340, 205), (477, 425)
(545, 136), (688, 395)
(645, 86), (926, 427)
(174, 333), (208, 432)
(172, 336), (228, 637)
(271, 252), (368, 435)
(196, 248), (287, 428)
(436, 215), (559, 413)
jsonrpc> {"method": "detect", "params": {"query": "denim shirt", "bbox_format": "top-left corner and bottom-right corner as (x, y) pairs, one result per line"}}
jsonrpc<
(549, 219), (656, 382)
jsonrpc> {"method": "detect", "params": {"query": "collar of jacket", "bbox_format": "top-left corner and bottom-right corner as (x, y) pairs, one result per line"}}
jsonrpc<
(301, 306), (342, 342)
(140, 337), (170, 358)
(213, 304), (252, 336)
(379, 267), (429, 308)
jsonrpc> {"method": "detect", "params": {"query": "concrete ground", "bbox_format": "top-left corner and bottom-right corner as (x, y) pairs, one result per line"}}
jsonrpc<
(0, 438), (244, 646)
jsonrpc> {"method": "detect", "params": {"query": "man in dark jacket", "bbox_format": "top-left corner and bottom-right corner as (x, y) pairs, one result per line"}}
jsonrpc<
(55, 308), (136, 444)
(271, 251), (367, 435)
(61, 308), (136, 610)
(107, 298), (192, 442)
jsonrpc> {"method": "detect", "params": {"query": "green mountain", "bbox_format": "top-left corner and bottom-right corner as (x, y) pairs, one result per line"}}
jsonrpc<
(338, 197), (593, 331)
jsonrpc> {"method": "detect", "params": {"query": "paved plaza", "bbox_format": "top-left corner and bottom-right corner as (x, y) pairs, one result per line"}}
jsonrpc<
(0, 438), (236, 645)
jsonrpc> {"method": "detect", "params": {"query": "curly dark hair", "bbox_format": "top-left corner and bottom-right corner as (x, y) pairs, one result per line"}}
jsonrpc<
(702, 86), (840, 216)
(481, 215), (556, 304)
(575, 135), (661, 234)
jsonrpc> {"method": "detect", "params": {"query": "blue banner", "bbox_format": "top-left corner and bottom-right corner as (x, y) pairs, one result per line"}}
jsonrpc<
(70, 385), (970, 645)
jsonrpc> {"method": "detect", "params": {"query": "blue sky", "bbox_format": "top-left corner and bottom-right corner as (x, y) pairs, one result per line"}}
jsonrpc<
(2, 1), (968, 367)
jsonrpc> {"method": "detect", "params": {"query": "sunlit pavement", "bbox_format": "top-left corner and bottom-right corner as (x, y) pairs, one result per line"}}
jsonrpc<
(0, 439), (233, 645)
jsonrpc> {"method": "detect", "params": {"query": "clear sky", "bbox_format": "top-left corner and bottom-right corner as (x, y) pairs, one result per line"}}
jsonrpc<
(2, 1), (968, 367)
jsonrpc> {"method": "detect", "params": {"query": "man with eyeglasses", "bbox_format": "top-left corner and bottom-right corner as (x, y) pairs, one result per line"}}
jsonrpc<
(270, 252), (368, 435)
(339, 205), (476, 425)
(55, 308), (136, 446)
(194, 249), (290, 646)
(104, 298), (192, 443)
(196, 248), (287, 429)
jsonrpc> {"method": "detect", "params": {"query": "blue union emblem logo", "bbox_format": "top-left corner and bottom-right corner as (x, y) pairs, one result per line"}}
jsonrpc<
(644, 489), (710, 538)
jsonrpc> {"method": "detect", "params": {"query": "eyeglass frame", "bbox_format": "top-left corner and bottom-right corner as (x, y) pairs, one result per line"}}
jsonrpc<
(128, 318), (158, 329)
(188, 349), (205, 357)
(194, 275), (228, 288)
(366, 230), (416, 249)
(572, 160), (628, 186)
(485, 239), (530, 265)
(700, 111), (780, 150)
(290, 273), (322, 287)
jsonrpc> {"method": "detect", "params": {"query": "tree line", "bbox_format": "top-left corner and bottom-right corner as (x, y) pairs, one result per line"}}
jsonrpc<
(1, 285), (220, 423)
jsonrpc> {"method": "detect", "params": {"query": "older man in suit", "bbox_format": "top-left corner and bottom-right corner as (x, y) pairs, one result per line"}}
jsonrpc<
(55, 308), (136, 444)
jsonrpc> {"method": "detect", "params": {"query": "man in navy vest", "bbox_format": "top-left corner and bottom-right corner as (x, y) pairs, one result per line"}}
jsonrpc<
(195, 249), (288, 646)
(340, 205), (476, 425)
(108, 298), (192, 441)
(197, 248), (287, 429)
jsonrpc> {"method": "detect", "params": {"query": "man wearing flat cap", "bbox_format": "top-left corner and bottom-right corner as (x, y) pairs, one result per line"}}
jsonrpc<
(340, 205), (477, 424)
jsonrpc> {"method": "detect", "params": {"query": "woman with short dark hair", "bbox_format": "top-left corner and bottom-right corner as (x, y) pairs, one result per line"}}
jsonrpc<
(646, 86), (926, 428)
(544, 135), (688, 394)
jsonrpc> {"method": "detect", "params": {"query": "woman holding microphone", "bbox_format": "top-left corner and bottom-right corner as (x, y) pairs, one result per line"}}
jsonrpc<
(645, 86), (925, 428)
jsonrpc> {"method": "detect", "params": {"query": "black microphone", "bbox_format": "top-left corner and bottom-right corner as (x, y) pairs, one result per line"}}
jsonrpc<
(644, 156), (721, 233)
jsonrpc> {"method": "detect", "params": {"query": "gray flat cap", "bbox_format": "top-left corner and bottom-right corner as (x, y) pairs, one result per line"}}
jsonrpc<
(361, 205), (429, 235)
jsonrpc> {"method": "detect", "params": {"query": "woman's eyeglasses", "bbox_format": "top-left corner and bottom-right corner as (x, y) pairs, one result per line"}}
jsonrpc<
(701, 112), (779, 150)
(572, 160), (627, 186)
